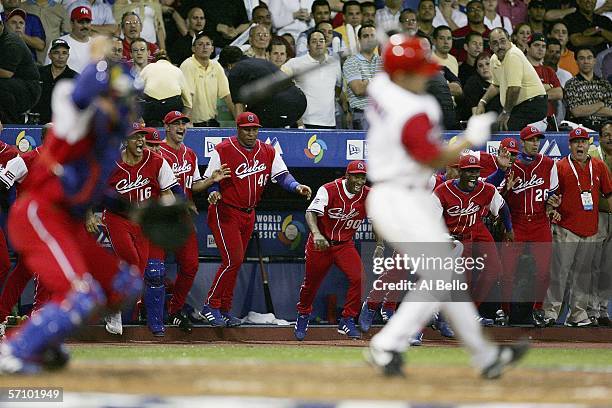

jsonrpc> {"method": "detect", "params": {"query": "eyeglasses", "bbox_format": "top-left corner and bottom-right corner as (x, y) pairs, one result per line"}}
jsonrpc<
(132, 47), (147, 52)
(124, 21), (141, 26)
(401, 18), (417, 23)
(254, 33), (270, 38)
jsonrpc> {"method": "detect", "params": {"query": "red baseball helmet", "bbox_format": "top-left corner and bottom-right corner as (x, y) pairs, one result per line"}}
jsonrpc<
(383, 34), (439, 77)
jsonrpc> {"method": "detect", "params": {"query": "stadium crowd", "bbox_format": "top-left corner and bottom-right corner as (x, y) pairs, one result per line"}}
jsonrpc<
(0, 0), (610, 340)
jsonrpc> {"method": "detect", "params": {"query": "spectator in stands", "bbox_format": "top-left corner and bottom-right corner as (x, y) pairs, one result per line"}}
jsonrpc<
(243, 24), (271, 59)
(526, 0), (546, 35)
(0, 13), (40, 124)
(161, 0), (187, 47)
(511, 22), (531, 54)
(252, 4), (272, 29)
(376, 0), (402, 33)
(544, 38), (572, 124)
(296, 1), (342, 57)
(282, 30), (342, 129)
(433, 0), (467, 31)
(342, 24), (380, 130)
(432, 25), (459, 76)
(269, 36), (290, 68)
(168, 7), (204, 67)
(482, 0), (512, 34)
(549, 21), (578, 75)
(596, 50), (612, 83)
(110, 34), (124, 62)
(526, 34), (563, 129)
(475, 28), (547, 130)
(22, 0), (70, 64)
(130, 37), (150, 74)
(282, 32), (297, 55)
(180, 32), (234, 127)
(588, 121), (612, 327)
(416, 0), (435, 38)
(43, 6), (92, 74)
(360, 1), (377, 25)
(563, 0), (612, 56)
(1, 0), (45, 59)
(317, 20), (345, 56)
(113, 0), (166, 49)
(543, 127), (612, 327)
(497, 0), (527, 28)
(267, 0), (313, 42)
(334, 1), (362, 56)
(459, 31), (484, 85)
(4, 8), (45, 60)
(180, 0), (249, 48)
(564, 47), (612, 131)
(462, 52), (503, 120)
(451, 0), (490, 63)
(121, 12), (158, 62)
(67, 0), (117, 35)
(31, 39), (76, 124)
(223, 46), (307, 128)
(139, 50), (192, 126)
(400, 8), (418, 35)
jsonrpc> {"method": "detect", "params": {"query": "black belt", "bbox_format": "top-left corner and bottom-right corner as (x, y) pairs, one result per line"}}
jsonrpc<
(223, 202), (254, 214)
(521, 94), (547, 104)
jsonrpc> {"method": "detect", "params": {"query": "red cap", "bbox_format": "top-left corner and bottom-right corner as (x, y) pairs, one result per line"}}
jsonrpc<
(459, 155), (482, 169)
(163, 110), (190, 125)
(7, 8), (26, 22)
(448, 156), (460, 168)
(569, 127), (589, 141)
(500, 137), (519, 153)
(383, 34), (440, 77)
(143, 127), (162, 144)
(346, 160), (367, 174)
(520, 126), (544, 140)
(236, 112), (262, 128)
(71, 6), (92, 21)
(128, 122), (147, 137)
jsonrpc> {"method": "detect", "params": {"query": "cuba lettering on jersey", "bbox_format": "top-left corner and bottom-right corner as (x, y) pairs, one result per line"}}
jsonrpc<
(0, 147), (41, 191)
(107, 149), (177, 204)
(308, 178), (369, 242)
(433, 180), (504, 236)
(503, 155), (558, 217)
(204, 137), (288, 209)
(159, 142), (201, 199)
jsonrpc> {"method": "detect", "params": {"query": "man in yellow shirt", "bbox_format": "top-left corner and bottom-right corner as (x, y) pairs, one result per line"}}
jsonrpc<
(180, 32), (235, 127)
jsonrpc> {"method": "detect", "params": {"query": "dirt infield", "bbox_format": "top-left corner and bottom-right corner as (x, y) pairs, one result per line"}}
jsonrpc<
(1, 348), (611, 405)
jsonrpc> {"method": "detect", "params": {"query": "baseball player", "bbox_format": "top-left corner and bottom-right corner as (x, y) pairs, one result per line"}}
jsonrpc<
(470, 137), (520, 178)
(0, 138), (19, 287)
(499, 125), (558, 327)
(364, 34), (527, 379)
(0, 45), (145, 374)
(295, 161), (370, 340)
(200, 112), (312, 327)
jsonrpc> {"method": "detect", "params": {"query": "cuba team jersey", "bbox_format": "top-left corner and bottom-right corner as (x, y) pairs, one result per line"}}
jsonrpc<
(471, 151), (499, 178)
(0, 148), (41, 191)
(0, 142), (19, 170)
(432, 180), (505, 236)
(204, 137), (288, 209)
(307, 178), (369, 242)
(159, 142), (201, 199)
(106, 149), (177, 204)
(503, 155), (558, 218)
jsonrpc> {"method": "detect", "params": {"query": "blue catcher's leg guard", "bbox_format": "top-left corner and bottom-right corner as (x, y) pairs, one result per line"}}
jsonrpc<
(0, 276), (105, 374)
(144, 259), (165, 335)
(110, 262), (144, 308)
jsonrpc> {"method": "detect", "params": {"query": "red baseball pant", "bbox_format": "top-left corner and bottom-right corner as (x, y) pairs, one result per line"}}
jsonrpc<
(366, 250), (406, 311)
(297, 236), (363, 318)
(0, 227), (12, 285)
(167, 229), (199, 315)
(104, 211), (149, 275)
(206, 203), (255, 311)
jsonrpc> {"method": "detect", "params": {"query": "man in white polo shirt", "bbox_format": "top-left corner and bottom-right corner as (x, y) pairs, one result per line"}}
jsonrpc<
(281, 30), (341, 129)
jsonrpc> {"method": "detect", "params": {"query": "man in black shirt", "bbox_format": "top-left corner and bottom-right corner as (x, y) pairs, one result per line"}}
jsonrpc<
(180, 0), (249, 49)
(0, 13), (41, 124)
(32, 38), (77, 124)
(563, 0), (612, 55)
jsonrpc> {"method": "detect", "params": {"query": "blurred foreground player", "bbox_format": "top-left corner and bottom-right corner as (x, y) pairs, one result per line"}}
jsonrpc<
(364, 34), (528, 379)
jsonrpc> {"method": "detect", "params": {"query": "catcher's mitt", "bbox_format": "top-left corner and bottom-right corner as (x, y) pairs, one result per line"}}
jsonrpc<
(134, 200), (193, 251)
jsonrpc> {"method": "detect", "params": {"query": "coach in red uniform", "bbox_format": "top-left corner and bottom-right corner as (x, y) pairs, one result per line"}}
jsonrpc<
(294, 161), (369, 340)
(542, 128), (612, 327)
(500, 125), (558, 327)
(200, 112), (311, 327)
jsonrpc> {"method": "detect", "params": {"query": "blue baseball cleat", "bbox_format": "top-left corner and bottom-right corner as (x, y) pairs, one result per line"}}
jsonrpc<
(432, 313), (455, 338)
(358, 301), (376, 333)
(381, 307), (395, 322)
(199, 304), (226, 327)
(294, 314), (309, 341)
(221, 312), (242, 327)
(476, 315), (495, 327)
(0, 344), (42, 375)
(409, 331), (424, 346)
(338, 317), (361, 339)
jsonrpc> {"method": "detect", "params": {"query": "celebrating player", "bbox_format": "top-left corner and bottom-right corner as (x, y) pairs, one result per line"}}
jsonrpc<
(295, 161), (370, 340)
(200, 112), (312, 327)
(364, 34), (527, 379)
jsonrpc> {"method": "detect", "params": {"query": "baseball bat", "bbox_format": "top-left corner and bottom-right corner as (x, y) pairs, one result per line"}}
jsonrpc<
(253, 231), (275, 315)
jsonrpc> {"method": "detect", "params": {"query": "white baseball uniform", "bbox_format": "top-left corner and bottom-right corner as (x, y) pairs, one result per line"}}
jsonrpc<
(365, 73), (497, 367)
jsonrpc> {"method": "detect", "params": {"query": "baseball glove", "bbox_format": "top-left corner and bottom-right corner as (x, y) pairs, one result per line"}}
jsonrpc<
(135, 199), (193, 251)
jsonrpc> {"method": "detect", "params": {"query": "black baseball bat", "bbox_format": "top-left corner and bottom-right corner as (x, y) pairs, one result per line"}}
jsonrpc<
(253, 231), (275, 315)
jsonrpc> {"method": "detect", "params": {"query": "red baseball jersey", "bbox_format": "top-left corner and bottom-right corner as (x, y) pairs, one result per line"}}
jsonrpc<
(503, 155), (558, 218)
(0, 147), (41, 192)
(433, 180), (505, 236)
(430, 173), (447, 191)
(308, 178), (370, 242)
(204, 137), (288, 209)
(471, 151), (498, 178)
(0, 141), (19, 169)
(107, 149), (177, 204)
(159, 142), (201, 199)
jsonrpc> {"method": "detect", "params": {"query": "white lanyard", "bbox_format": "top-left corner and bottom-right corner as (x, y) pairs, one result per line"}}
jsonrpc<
(567, 154), (593, 191)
